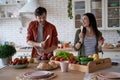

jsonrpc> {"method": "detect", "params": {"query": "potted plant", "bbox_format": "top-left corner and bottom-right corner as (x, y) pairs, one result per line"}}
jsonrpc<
(0, 44), (16, 65)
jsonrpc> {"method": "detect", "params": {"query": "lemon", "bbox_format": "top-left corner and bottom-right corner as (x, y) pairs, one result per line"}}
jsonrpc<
(92, 54), (99, 60)
(88, 55), (93, 58)
(93, 57), (99, 60)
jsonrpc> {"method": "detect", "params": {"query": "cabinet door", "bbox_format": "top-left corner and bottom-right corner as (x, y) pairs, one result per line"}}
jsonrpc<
(106, 0), (120, 30)
(89, 0), (104, 30)
(74, 0), (87, 28)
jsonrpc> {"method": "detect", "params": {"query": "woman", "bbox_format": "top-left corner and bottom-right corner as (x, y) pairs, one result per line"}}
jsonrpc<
(74, 13), (104, 56)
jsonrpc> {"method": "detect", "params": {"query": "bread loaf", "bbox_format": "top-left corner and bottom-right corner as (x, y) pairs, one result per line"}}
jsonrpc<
(37, 62), (52, 69)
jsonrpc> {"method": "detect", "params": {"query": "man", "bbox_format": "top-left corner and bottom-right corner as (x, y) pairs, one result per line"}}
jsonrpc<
(26, 7), (58, 58)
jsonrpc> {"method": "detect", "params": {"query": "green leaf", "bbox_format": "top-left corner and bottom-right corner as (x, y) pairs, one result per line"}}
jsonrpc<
(0, 45), (16, 58)
(67, 0), (73, 19)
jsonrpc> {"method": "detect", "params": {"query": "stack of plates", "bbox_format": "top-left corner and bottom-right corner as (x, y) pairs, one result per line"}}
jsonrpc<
(23, 71), (55, 79)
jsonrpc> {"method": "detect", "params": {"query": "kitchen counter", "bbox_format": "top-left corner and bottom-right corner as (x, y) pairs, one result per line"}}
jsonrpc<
(16, 46), (32, 52)
(55, 47), (120, 52)
(0, 63), (85, 80)
(102, 47), (120, 52)
(0, 63), (120, 80)
(16, 46), (120, 52)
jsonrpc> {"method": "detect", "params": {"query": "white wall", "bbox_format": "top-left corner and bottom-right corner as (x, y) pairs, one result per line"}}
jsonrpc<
(0, 0), (120, 46)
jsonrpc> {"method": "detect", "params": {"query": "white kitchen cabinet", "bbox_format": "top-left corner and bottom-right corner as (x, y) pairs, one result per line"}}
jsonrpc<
(73, 0), (87, 28)
(0, 4), (21, 19)
(73, 0), (120, 30)
(105, 0), (120, 30)
(99, 52), (120, 63)
(0, 1), (25, 19)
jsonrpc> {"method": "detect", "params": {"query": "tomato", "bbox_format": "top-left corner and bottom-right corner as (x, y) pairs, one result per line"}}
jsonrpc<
(55, 57), (60, 61)
(13, 58), (19, 65)
(60, 58), (64, 61)
(14, 58), (19, 62)
(63, 43), (69, 48)
(72, 60), (77, 64)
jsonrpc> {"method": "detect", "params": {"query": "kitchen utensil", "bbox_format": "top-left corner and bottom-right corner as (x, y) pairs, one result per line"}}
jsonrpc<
(44, 35), (50, 42)
(80, 26), (83, 32)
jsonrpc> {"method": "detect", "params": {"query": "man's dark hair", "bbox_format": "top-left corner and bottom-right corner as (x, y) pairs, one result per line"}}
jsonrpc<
(34, 7), (47, 16)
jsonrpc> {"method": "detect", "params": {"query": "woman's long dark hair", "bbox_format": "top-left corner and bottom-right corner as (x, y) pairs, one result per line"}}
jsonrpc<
(82, 13), (99, 37)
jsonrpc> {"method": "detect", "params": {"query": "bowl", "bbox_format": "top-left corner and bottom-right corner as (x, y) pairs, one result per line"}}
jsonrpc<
(9, 63), (29, 69)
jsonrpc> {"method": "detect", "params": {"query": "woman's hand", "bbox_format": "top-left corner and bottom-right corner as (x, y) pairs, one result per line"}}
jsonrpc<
(98, 37), (104, 51)
(98, 37), (104, 46)
(79, 32), (83, 43)
(75, 42), (81, 49)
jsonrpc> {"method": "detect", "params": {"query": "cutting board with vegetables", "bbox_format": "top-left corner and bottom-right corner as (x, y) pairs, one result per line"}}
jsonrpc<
(51, 58), (112, 73)
(69, 58), (112, 73)
(52, 50), (112, 73)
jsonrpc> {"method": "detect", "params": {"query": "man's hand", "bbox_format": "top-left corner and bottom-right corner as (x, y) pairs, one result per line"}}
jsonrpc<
(39, 41), (45, 47)
(34, 47), (44, 55)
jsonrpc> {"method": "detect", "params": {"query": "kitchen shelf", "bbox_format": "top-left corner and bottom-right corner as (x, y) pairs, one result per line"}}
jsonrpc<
(108, 18), (120, 19)
(0, 4), (18, 6)
(92, 8), (102, 10)
(0, 17), (19, 20)
(96, 18), (102, 20)
(108, 6), (119, 9)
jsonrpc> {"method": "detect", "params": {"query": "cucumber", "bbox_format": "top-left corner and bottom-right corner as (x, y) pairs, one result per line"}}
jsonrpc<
(80, 61), (89, 65)
(80, 57), (93, 61)
(75, 55), (83, 61)
(79, 57), (88, 61)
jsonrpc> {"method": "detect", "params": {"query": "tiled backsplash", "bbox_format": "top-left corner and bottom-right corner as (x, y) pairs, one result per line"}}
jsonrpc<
(0, 0), (120, 46)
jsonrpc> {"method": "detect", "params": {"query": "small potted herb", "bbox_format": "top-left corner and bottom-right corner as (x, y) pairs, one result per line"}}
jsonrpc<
(0, 45), (16, 65)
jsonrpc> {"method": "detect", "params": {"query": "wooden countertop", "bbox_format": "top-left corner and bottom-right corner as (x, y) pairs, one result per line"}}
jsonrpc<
(54, 47), (120, 52)
(0, 64), (85, 80)
(0, 63), (120, 80)
(16, 47), (120, 52)
(102, 47), (120, 52)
